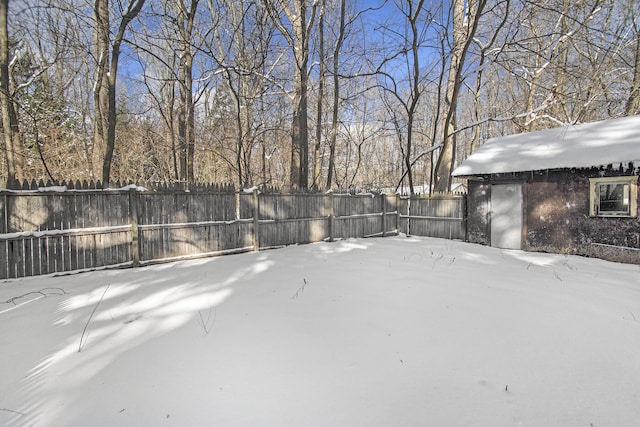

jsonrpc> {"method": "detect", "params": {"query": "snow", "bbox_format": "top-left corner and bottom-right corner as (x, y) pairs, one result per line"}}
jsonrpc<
(452, 115), (640, 176)
(109, 184), (147, 192)
(38, 186), (67, 193)
(0, 225), (131, 240)
(1, 236), (639, 427)
(3, 184), (148, 193)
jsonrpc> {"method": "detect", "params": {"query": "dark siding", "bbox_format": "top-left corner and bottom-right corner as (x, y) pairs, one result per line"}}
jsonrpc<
(523, 170), (591, 254)
(465, 167), (640, 263)
(466, 180), (490, 245)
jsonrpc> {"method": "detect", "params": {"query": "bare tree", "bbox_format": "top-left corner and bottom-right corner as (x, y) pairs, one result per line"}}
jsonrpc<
(132, 0), (199, 182)
(175, 0), (199, 183)
(94, 0), (146, 186)
(203, 0), (275, 188)
(466, 0), (510, 155)
(135, 31), (181, 181)
(311, 0), (325, 190)
(374, 0), (440, 195)
(3, 0), (637, 189)
(325, 0), (347, 189)
(624, 1), (640, 115)
(263, 0), (318, 190)
(433, 0), (486, 193)
(0, 0), (22, 185)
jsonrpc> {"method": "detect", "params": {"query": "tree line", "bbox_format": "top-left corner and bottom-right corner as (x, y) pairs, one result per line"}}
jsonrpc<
(1, 0), (638, 193)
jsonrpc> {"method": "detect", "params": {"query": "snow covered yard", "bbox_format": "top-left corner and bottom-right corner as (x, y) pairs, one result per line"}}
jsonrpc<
(1, 236), (639, 427)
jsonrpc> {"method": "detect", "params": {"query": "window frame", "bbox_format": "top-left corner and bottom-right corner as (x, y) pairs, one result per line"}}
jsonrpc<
(589, 176), (638, 218)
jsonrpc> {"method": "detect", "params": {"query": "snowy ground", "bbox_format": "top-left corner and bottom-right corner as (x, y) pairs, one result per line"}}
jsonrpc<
(1, 236), (639, 427)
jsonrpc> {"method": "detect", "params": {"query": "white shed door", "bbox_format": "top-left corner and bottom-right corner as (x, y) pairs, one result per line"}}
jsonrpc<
(491, 184), (523, 249)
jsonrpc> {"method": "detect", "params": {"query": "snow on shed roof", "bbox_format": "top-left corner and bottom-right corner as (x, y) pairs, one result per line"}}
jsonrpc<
(452, 115), (640, 177)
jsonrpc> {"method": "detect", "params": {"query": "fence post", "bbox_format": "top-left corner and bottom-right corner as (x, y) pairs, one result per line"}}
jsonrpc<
(253, 188), (260, 251)
(328, 191), (335, 242)
(381, 194), (387, 238)
(461, 195), (468, 242)
(1, 192), (7, 233)
(395, 193), (401, 235)
(129, 188), (140, 267)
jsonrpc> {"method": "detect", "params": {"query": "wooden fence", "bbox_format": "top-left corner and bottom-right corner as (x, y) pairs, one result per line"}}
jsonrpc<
(399, 194), (467, 240)
(0, 186), (466, 279)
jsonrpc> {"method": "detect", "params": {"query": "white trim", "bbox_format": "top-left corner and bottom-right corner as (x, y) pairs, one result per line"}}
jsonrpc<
(588, 176), (638, 217)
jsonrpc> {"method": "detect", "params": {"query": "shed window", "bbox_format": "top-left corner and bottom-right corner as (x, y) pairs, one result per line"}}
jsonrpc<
(589, 176), (638, 217)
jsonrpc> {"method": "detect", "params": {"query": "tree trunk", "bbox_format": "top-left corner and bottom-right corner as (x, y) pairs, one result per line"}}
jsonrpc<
(264, 0), (316, 190)
(313, 0), (325, 190)
(96, 0), (146, 187)
(290, 0), (310, 190)
(404, 0), (426, 196)
(94, 0), (110, 185)
(434, 0), (485, 193)
(177, 0), (198, 184)
(625, 24), (640, 115)
(102, 55), (119, 187)
(468, 0), (509, 156)
(326, 0), (346, 190)
(0, 0), (22, 186)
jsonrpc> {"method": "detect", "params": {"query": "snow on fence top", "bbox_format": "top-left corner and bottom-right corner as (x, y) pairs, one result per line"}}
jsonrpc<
(0, 179), (236, 193)
(452, 115), (640, 177)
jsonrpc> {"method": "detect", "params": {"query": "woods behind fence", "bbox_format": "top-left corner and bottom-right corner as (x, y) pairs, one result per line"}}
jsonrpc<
(0, 185), (466, 279)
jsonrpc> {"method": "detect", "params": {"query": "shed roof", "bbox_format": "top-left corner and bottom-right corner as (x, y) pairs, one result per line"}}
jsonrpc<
(452, 115), (640, 177)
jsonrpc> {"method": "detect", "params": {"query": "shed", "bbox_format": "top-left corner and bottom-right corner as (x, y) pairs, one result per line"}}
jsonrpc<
(452, 115), (640, 264)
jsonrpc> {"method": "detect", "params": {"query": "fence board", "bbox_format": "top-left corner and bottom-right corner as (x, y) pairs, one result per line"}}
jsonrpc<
(13, 239), (24, 278)
(50, 194), (63, 230)
(0, 240), (6, 278)
(23, 238), (34, 277)
(78, 234), (88, 270)
(0, 193), (6, 234)
(48, 236), (59, 273)
(70, 234), (79, 271)
(94, 234), (104, 267)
